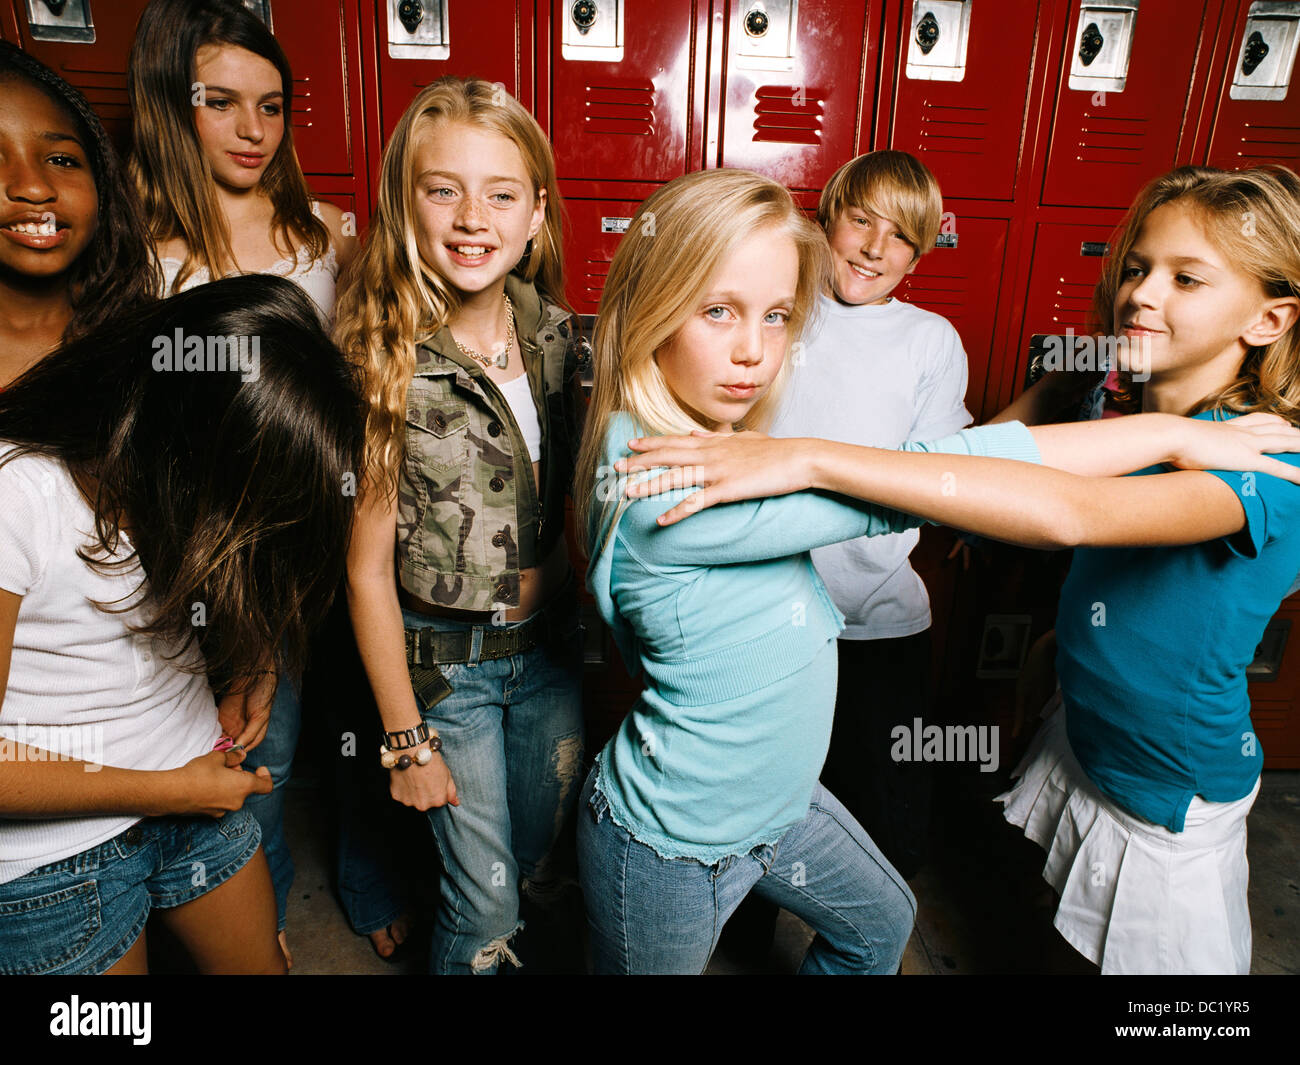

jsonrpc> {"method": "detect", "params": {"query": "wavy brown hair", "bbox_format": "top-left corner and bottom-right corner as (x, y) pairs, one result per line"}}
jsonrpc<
(1095, 165), (1300, 419)
(333, 76), (569, 497)
(127, 0), (329, 293)
(0, 275), (365, 688)
(0, 42), (158, 338)
(574, 168), (831, 551)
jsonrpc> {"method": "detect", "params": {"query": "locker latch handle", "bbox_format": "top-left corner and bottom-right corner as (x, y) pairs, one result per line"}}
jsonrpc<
(397, 0), (423, 34)
(744, 7), (770, 37)
(572, 0), (597, 34)
(40, 0), (69, 14)
(916, 11), (939, 55)
(1079, 21), (1103, 66)
(1242, 31), (1270, 77)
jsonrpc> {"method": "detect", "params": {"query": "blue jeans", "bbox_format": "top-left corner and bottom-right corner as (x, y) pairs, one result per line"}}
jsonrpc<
(403, 605), (584, 975)
(578, 769), (916, 974)
(240, 672), (300, 932)
(335, 796), (407, 936)
(0, 809), (260, 975)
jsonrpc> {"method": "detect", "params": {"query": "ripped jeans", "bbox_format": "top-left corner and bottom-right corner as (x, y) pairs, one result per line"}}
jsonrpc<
(402, 606), (584, 975)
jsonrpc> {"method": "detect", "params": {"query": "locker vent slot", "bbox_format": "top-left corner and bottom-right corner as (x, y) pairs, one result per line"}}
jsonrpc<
(751, 85), (824, 144)
(916, 100), (988, 155)
(1233, 124), (1300, 162)
(291, 76), (313, 133)
(582, 79), (655, 137)
(1051, 280), (1095, 329)
(582, 256), (613, 303)
(1075, 113), (1147, 166)
(57, 67), (129, 121)
(900, 274), (965, 318)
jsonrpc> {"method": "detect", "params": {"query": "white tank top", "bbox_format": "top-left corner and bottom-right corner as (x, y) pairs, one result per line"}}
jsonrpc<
(158, 201), (339, 325)
(497, 371), (541, 462)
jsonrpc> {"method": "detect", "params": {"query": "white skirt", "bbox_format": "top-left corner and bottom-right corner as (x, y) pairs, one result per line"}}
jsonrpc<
(996, 695), (1260, 975)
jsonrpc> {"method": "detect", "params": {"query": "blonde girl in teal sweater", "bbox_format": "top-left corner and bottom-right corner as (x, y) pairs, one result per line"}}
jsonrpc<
(572, 167), (1300, 974)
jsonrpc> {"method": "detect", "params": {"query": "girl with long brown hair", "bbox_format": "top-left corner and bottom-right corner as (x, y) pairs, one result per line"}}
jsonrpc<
(0, 275), (364, 974)
(126, 0), (359, 967)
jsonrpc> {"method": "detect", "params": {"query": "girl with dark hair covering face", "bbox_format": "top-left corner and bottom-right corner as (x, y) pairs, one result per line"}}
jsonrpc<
(0, 274), (365, 975)
(128, 0), (359, 965)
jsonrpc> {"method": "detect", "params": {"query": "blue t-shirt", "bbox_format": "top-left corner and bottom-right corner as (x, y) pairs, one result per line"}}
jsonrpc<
(1057, 412), (1300, 831)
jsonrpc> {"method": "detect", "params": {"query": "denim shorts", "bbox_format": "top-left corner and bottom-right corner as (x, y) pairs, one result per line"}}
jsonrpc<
(0, 809), (262, 975)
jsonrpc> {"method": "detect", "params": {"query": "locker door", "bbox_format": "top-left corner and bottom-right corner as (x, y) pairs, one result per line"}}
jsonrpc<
(562, 196), (647, 315)
(890, 0), (1040, 201)
(1042, 0), (1209, 208)
(11, 0), (152, 150)
(271, 1), (355, 176)
(718, 0), (873, 191)
(550, 0), (695, 184)
(1249, 598), (1300, 768)
(1018, 222), (1116, 353)
(894, 215), (1007, 419)
(376, 0), (533, 139)
(1206, 0), (1300, 170)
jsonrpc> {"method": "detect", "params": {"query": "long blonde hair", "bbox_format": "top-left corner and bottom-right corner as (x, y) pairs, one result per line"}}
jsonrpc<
(575, 168), (831, 548)
(1095, 165), (1300, 419)
(334, 77), (567, 493)
(127, 0), (329, 293)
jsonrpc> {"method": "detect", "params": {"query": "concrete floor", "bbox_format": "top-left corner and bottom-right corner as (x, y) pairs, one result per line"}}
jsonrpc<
(272, 767), (1300, 975)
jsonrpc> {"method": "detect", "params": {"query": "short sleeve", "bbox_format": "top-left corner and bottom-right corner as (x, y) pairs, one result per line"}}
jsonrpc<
(0, 452), (56, 596)
(1205, 458), (1300, 560)
(909, 320), (973, 441)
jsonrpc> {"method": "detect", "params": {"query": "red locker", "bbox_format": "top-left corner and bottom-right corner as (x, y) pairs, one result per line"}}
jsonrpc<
(264, 1), (359, 178)
(7, 0), (151, 149)
(895, 214), (1008, 417)
(1017, 220), (1117, 352)
(561, 196), (647, 315)
(889, 0), (1041, 201)
(549, 0), (697, 184)
(1205, 0), (1300, 170)
(717, 0), (875, 190)
(1041, 0), (1210, 208)
(373, 0), (534, 139)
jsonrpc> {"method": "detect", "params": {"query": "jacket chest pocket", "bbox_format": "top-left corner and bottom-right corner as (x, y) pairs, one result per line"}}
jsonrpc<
(406, 388), (470, 491)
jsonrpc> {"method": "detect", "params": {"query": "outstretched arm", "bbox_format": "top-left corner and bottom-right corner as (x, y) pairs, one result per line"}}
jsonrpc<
(616, 430), (1262, 549)
(607, 423), (1038, 566)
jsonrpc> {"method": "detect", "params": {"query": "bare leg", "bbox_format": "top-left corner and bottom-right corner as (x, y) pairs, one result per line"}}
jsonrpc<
(156, 847), (286, 975)
(103, 932), (149, 975)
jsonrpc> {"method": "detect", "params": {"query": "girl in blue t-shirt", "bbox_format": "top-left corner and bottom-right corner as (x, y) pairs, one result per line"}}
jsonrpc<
(575, 165), (1300, 974)
(617, 164), (1300, 975)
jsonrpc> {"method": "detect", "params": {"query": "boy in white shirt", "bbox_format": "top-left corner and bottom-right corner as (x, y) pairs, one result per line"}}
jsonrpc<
(771, 151), (971, 879)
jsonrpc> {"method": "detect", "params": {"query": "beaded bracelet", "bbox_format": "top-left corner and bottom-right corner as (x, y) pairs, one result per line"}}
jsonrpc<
(380, 732), (443, 770)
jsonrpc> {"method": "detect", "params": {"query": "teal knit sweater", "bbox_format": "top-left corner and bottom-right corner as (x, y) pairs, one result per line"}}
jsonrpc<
(587, 412), (1041, 861)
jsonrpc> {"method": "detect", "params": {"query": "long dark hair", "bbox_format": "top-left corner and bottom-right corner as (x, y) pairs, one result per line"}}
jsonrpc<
(0, 41), (158, 339)
(0, 275), (365, 687)
(128, 0), (329, 292)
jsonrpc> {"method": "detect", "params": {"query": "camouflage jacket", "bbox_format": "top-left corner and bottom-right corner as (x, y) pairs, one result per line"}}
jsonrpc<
(397, 273), (588, 611)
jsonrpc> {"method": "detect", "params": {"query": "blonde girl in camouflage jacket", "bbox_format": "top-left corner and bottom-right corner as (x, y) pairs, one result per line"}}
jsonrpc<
(336, 77), (586, 975)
